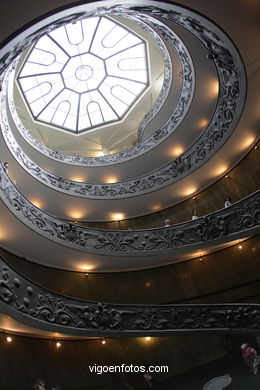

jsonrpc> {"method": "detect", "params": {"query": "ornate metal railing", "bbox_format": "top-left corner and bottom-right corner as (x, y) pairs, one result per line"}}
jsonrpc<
(0, 3), (245, 199)
(0, 257), (260, 336)
(0, 164), (259, 255)
(8, 14), (195, 167)
(0, 4), (196, 168)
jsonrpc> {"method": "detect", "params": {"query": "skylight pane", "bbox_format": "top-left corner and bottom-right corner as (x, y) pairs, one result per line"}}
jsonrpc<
(19, 74), (64, 116)
(19, 77), (39, 93)
(65, 21), (85, 45)
(99, 83), (127, 116)
(25, 82), (51, 103)
(38, 89), (79, 131)
(38, 106), (55, 123)
(78, 90), (118, 131)
(79, 18), (100, 54)
(48, 27), (73, 56)
(105, 43), (147, 83)
(112, 85), (135, 105)
(28, 48), (56, 66)
(78, 114), (91, 131)
(90, 17), (141, 59)
(52, 108), (69, 127)
(88, 102), (104, 126)
(99, 76), (146, 116)
(64, 114), (77, 131)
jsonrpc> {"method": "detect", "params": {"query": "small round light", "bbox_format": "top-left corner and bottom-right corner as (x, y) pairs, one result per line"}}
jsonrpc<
(145, 337), (151, 341)
(111, 213), (124, 221)
(101, 340), (106, 345)
(6, 336), (12, 343)
(56, 342), (61, 348)
(105, 176), (118, 184)
(238, 245), (243, 250)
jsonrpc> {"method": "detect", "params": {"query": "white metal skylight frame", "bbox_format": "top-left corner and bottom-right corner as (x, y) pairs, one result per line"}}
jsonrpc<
(17, 16), (149, 134)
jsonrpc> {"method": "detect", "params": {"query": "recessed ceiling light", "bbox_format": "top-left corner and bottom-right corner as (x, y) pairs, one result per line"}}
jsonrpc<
(198, 118), (209, 128)
(171, 146), (184, 158)
(182, 187), (197, 196)
(30, 199), (43, 208)
(105, 176), (118, 184)
(111, 213), (124, 221)
(68, 210), (84, 219)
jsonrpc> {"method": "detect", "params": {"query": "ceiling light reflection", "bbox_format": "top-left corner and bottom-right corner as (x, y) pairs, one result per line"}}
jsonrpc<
(80, 264), (95, 272)
(30, 199), (43, 208)
(150, 204), (161, 212)
(68, 210), (85, 219)
(70, 176), (85, 183)
(214, 165), (228, 176)
(111, 213), (125, 221)
(0, 228), (6, 240)
(170, 146), (184, 158)
(104, 176), (118, 184)
(239, 135), (256, 151)
(198, 118), (209, 129)
(211, 80), (219, 97)
(182, 187), (197, 197)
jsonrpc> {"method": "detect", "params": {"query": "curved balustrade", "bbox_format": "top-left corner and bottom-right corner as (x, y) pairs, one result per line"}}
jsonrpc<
(3, 11), (194, 168)
(0, 2), (245, 199)
(9, 14), (193, 166)
(0, 164), (259, 256)
(0, 256), (260, 336)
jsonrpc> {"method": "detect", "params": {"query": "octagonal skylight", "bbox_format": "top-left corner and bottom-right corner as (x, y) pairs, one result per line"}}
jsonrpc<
(17, 16), (149, 134)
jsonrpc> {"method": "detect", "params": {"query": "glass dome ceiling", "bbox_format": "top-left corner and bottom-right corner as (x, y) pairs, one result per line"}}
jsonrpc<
(17, 16), (149, 134)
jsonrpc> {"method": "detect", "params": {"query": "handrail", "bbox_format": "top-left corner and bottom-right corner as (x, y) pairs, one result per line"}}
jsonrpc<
(0, 256), (260, 336)
(0, 3), (245, 198)
(8, 14), (192, 167)
(0, 164), (259, 256)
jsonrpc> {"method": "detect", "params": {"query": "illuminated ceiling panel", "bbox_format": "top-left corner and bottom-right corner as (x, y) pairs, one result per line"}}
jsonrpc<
(17, 16), (149, 134)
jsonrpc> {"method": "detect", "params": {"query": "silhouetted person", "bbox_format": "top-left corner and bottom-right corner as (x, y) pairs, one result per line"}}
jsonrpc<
(3, 162), (8, 172)
(164, 219), (171, 227)
(34, 379), (46, 390)
(143, 371), (153, 387)
(191, 209), (199, 220)
(241, 343), (259, 374)
(224, 197), (232, 208)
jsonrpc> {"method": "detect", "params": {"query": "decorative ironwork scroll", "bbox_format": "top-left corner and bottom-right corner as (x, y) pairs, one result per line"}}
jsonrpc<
(0, 2), (246, 199)
(0, 165), (259, 255)
(4, 12), (193, 167)
(0, 257), (260, 336)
